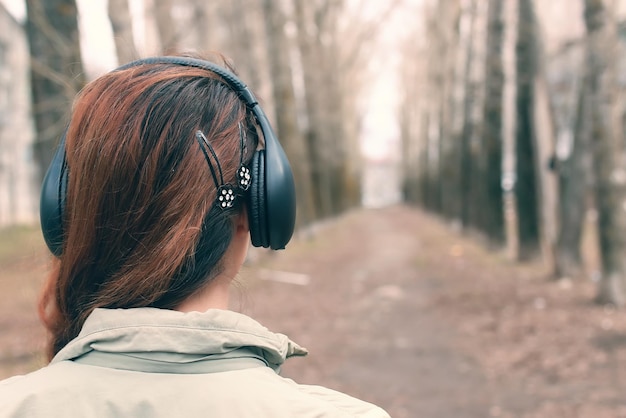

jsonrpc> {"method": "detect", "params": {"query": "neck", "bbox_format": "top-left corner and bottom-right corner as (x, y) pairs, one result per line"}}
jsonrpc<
(176, 213), (249, 313)
(175, 274), (232, 312)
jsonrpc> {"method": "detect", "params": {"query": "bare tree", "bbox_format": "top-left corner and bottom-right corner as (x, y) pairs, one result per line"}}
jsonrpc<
(222, 0), (267, 97)
(399, 29), (427, 205)
(187, 0), (217, 53)
(551, 40), (589, 279)
(338, 1), (404, 211)
(420, 4), (446, 213)
(292, 0), (332, 216)
(514, 0), (541, 258)
(531, 53), (560, 273)
(25, 0), (85, 179)
(555, 76), (589, 278)
(108, 0), (138, 64)
(479, 0), (505, 241)
(402, 0), (481, 218)
(399, 39), (426, 206)
(436, 0), (462, 220)
(261, 0), (316, 226)
(459, 0), (486, 228)
(292, 1), (401, 216)
(583, 0), (626, 306)
(295, 0), (361, 217)
(501, 0), (519, 260)
(293, 0), (353, 217)
(153, 0), (177, 53)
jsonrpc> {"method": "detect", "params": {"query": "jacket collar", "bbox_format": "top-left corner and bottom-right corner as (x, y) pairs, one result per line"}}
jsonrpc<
(52, 307), (307, 373)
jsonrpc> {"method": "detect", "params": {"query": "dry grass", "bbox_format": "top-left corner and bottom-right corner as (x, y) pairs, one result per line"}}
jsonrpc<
(0, 225), (49, 378)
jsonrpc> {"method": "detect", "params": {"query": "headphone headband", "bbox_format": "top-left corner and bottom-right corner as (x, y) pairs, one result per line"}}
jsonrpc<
(117, 56), (259, 106)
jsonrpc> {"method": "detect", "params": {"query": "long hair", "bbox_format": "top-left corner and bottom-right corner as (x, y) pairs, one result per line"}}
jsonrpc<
(39, 58), (259, 360)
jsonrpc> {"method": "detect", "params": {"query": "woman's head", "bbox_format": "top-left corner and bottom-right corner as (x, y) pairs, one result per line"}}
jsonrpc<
(39, 56), (259, 358)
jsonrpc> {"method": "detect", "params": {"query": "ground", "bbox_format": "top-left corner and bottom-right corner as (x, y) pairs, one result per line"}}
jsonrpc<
(1, 205), (626, 417)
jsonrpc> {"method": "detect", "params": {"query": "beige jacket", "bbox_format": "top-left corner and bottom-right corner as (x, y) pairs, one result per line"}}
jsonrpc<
(0, 308), (390, 417)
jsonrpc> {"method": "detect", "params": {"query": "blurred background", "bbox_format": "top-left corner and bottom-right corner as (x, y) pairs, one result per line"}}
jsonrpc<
(3, 0), (626, 416)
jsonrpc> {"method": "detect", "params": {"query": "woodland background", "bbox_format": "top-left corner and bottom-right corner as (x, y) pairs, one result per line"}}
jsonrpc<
(2, 0), (626, 416)
(0, 0), (622, 304)
(0, 0), (625, 316)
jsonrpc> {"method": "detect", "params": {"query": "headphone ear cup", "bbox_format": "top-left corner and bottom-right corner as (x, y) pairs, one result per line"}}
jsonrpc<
(40, 134), (68, 257)
(247, 149), (268, 248)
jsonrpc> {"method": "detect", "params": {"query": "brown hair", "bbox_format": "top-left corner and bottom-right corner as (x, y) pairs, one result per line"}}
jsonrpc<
(39, 57), (258, 360)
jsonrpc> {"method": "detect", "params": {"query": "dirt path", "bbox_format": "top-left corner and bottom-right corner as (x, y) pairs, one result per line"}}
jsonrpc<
(2, 205), (626, 417)
(239, 205), (626, 418)
(238, 206), (491, 417)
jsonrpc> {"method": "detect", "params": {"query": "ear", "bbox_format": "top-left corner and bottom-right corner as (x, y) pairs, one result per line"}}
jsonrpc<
(235, 207), (249, 234)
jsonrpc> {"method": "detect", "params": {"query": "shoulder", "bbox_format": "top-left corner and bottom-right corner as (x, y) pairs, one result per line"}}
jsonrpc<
(0, 363), (391, 418)
(242, 368), (390, 417)
(0, 362), (103, 417)
(0, 367), (56, 417)
(290, 381), (391, 418)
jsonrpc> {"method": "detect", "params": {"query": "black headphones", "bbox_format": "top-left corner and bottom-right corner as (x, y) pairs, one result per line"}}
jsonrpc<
(39, 56), (296, 256)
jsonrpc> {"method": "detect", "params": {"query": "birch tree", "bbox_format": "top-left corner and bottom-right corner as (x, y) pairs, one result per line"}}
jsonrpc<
(583, 0), (626, 306)
(555, 76), (589, 278)
(25, 0), (85, 179)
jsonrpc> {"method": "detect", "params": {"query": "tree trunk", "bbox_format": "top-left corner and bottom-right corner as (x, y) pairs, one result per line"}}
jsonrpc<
(293, 0), (366, 217)
(438, 0), (462, 220)
(187, 0), (216, 54)
(502, 0), (519, 260)
(583, 0), (626, 306)
(108, 0), (137, 64)
(459, 0), (479, 228)
(261, 0), (316, 226)
(555, 82), (589, 278)
(464, 0), (490, 230)
(25, 0), (85, 181)
(224, 0), (265, 91)
(533, 72), (559, 271)
(421, 112), (433, 208)
(325, 36), (352, 215)
(293, 0), (334, 218)
(514, 0), (540, 258)
(139, 0), (160, 56)
(400, 101), (420, 203)
(314, 1), (352, 216)
(398, 29), (427, 206)
(480, 0), (505, 242)
(421, 8), (445, 214)
(153, 0), (177, 53)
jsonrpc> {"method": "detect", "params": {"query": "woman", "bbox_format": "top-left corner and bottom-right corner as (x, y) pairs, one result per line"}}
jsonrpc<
(0, 56), (390, 417)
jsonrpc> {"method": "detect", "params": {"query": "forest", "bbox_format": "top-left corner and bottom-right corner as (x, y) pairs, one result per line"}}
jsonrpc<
(3, 0), (626, 304)
(400, 0), (626, 307)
